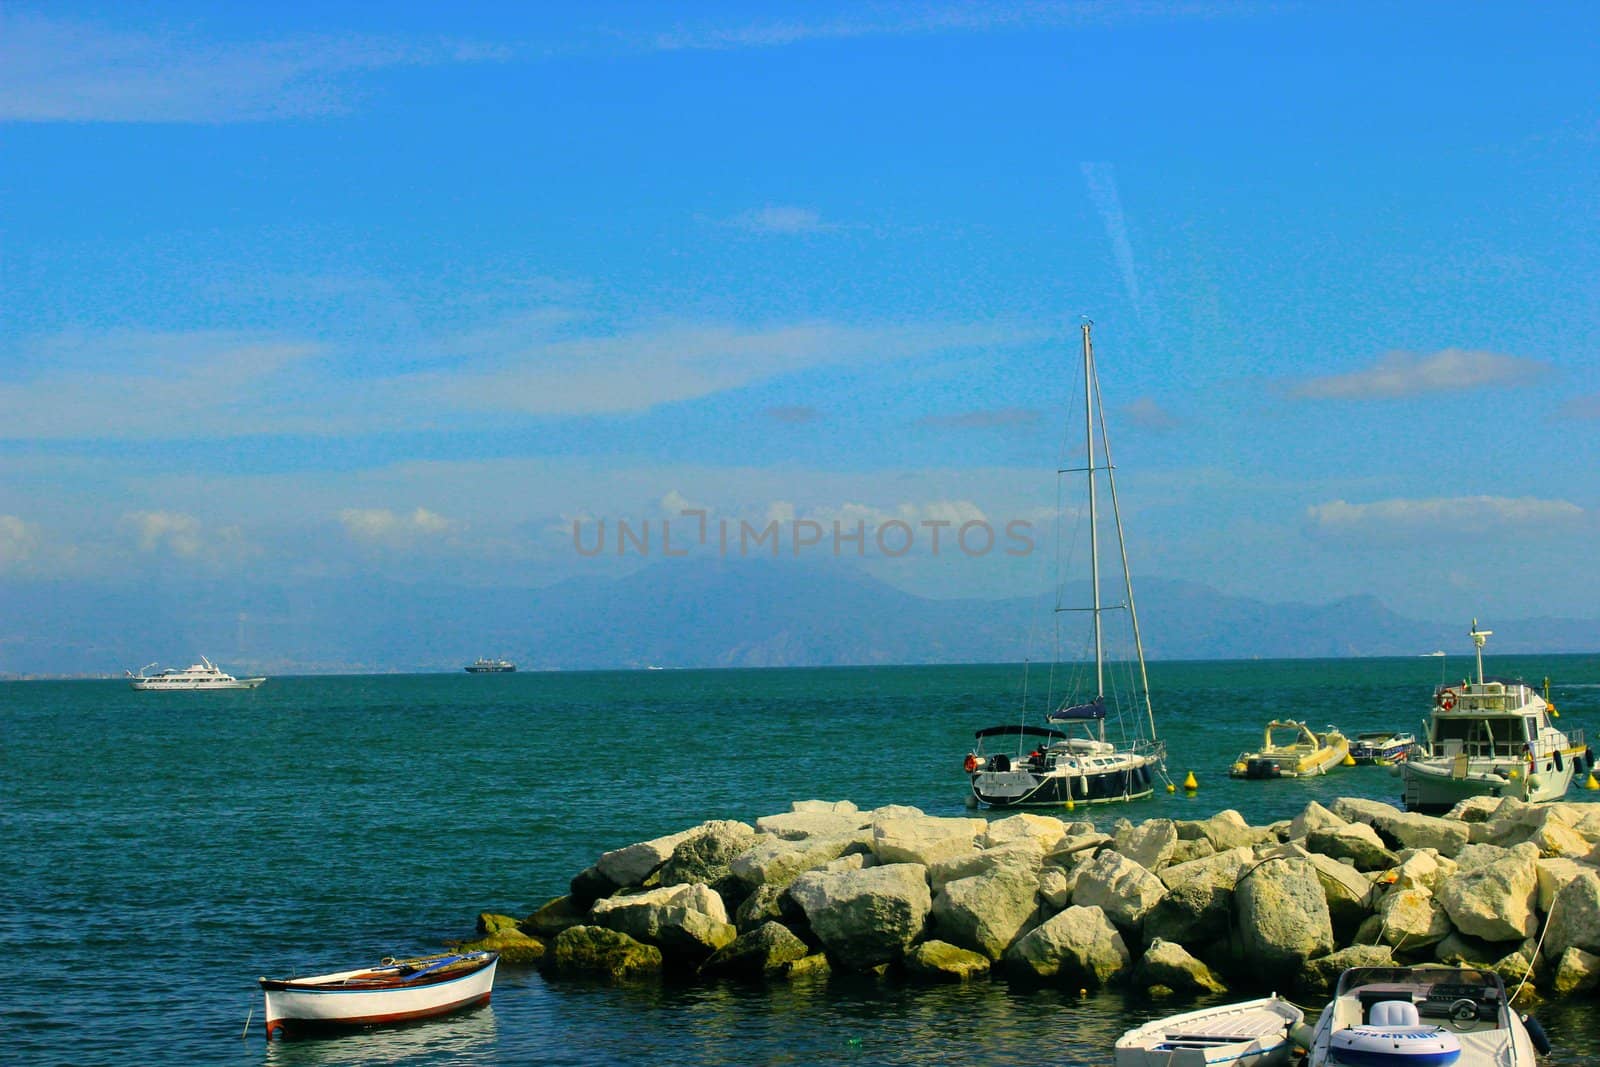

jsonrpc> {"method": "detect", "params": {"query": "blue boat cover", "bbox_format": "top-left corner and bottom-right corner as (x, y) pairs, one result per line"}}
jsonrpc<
(1047, 696), (1106, 721)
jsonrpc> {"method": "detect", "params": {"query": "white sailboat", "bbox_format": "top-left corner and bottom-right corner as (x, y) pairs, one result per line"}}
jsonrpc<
(964, 320), (1167, 807)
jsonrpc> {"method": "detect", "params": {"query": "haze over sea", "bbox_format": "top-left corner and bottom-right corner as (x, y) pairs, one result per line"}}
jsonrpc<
(7, 656), (1600, 1065)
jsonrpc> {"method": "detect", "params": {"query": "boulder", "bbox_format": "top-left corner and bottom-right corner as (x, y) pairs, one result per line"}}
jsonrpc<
(1535, 857), (1589, 913)
(788, 863), (932, 970)
(930, 839), (1044, 893)
(461, 912), (547, 963)
(1551, 946), (1600, 997)
(1234, 857), (1335, 979)
(1038, 866), (1073, 910)
(933, 863), (1042, 959)
(980, 812), (1068, 852)
(1544, 870), (1600, 959)
(733, 882), (807, 935)
(1114, 819), (1179, 872)
(1528, 819), (1593, 859)
(730, 831), (870, 890)
(596, 827), (702, 887)
(570, 864), (621, 906)
(756, 811), (868, 840)
(544, 925), (664, 979)
(786, 953), (831, 979)
(791, 799), (860, 814)
(1330, 797), (1406, 825)
(1436, 844), (1539, 941)
(522, 895), (588, 939)
(1072, 849), (1167, 931)
(1004, 904), (1130, 985)
(1045, 833), (1113, 862)
(1453, 842), (1517, 871)
(1306, 822), (1398, 871)
(657, 820), (761, 891)
(1144, 847), (1253, 947)
(871, 816), (986, 867)
(1376, 887), (1452, 950)
(1290, 800), (1348, 839)
(1306, 852), (1380, 937)
(589, 883), (737, 964)
(1375, 811), (1470, 858)
(1298, 944), (1396, 996)
(1434, 931), (1500, 967)
(905, 939), (992, 982)
(1445, 795), (1507, 824)
(1167, 838), (1217, 865)
(1392, 849), (1453, 892)
(699, 921), (810, 978)
(1136, 938), (1226, 994)
(1189, 810), (1274, 851)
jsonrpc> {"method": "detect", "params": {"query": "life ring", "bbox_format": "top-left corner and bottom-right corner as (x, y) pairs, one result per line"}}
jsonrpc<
(963, 753), (978, 774)
(1437, 690), (1457, 711)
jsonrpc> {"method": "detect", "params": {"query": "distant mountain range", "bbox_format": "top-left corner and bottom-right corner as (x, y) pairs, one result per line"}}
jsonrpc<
(3, 559), (1598, 676)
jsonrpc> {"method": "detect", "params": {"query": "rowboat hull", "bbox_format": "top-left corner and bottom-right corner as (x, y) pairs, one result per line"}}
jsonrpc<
(260, 953), (497, 1038)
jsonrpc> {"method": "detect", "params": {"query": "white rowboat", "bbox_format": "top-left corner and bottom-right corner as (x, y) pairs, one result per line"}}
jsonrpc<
(1115, 994), (1305, 1067)
(259, 951), (497, 1038)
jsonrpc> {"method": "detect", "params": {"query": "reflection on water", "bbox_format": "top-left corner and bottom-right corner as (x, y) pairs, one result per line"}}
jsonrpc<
(262, 1004), (498, 1065)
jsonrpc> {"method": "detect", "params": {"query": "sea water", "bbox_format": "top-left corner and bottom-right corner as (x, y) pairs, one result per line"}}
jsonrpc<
(5, 657), (1600, 1064)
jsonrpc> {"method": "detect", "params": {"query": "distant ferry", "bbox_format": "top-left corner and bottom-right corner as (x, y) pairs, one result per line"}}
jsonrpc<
(465, 658), (516, 673)
(128, 657), (266, 690)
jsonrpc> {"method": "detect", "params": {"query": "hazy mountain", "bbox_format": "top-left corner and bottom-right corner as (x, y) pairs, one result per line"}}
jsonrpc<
(3, 559), (1597, 676)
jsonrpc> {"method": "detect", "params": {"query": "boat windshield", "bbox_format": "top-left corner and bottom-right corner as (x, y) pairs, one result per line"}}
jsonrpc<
(1334, 966), (1504, 999)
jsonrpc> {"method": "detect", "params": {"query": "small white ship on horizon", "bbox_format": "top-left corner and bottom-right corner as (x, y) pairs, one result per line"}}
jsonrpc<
(127, 657), (266, 690)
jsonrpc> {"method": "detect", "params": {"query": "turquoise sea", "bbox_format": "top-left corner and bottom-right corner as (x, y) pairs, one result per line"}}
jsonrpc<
(6, 656), (1600, 1065)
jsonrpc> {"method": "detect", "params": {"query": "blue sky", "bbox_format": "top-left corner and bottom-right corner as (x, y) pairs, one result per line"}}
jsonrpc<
(2, 1), (1598, 623)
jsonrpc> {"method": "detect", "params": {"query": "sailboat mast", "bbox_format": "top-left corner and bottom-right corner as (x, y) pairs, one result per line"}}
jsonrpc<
(1082, 321), (1104, 699)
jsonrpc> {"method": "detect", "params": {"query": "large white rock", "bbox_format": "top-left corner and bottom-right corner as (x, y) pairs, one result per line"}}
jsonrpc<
(980, 812), (1068, 852)
(788, 862), (932, 969)
(1290, 800), (1348, 839)
(1544, 870), (1600, 959)
(1379, 811), (1470, 858)
(928, 839), (1043, 893)
(1376, 887), (1452, 949)
(730, 831), (871, 889)
(1234, 856), (1335, 976)
(1004, 904), (1129, 984)
(1136, 938), (1225, 994)
(871, 815), (986, 867)
(656, 820), (762, 888)
(791, 799), (860, 814)
(756, 810), (869, 840)
(589, 882), (736, 962)
(1392, 849), (1455, 892)
(1072, 849), (1167, 930)
(1306, 852), (1380, 934)
(1306, 822), (1397, 871)
(1436, 843), (1539, 941)
(597, 827), (701, 887)
(1114, 818), (1179, 872)
(1536, 857), (1589, 914)
(933, 863), (1041, 959)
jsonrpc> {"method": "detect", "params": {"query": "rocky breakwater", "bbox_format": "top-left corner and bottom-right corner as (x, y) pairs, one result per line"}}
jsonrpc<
(463, 796), (1600, 1002)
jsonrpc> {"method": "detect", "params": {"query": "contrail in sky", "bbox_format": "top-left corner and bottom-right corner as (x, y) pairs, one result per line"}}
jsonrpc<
(1080, 161), (1141, 309)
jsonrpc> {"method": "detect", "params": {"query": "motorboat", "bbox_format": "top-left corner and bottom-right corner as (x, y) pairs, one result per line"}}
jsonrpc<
(464, 658), (516, 673)
(259, 951), (498, 1038)
(126, 657), (266, 690)
(1402, 621), (1588, 813)
(1230, 720), (1350, 778)
(1350, 730), (1418, 766)
(1303, 965), (1548, 1066)
(1115, 994), (1305, 1066)
(964, 321), (1166, 808)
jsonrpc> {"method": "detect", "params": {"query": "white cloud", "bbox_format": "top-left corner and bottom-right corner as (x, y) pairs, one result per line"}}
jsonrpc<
(727, 205), (833, 234)
(642, 2), (1247, 52)
(414, 318), (1026, 417)
(0, 12), (509, 123)
(1306, 496), (1584, 539)
(1120, 396), (1179, 430)
(1291, 349), (1551, 400)
(338, 507), (457, 546)
(121, 509), (255, 561)
(0, 329), (324, 440)
(0, 514), (43, 569)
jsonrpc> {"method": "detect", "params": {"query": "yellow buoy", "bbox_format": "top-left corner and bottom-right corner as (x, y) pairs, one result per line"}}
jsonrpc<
(1342, 753), (1356, 766)
(1183, 771), (1199, 791)
(1509, 768), (1520, 779)
(1586, 773), (1598, 791)
(1065, 798), (1075, 811)
(1166, 782), (1176, 793)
